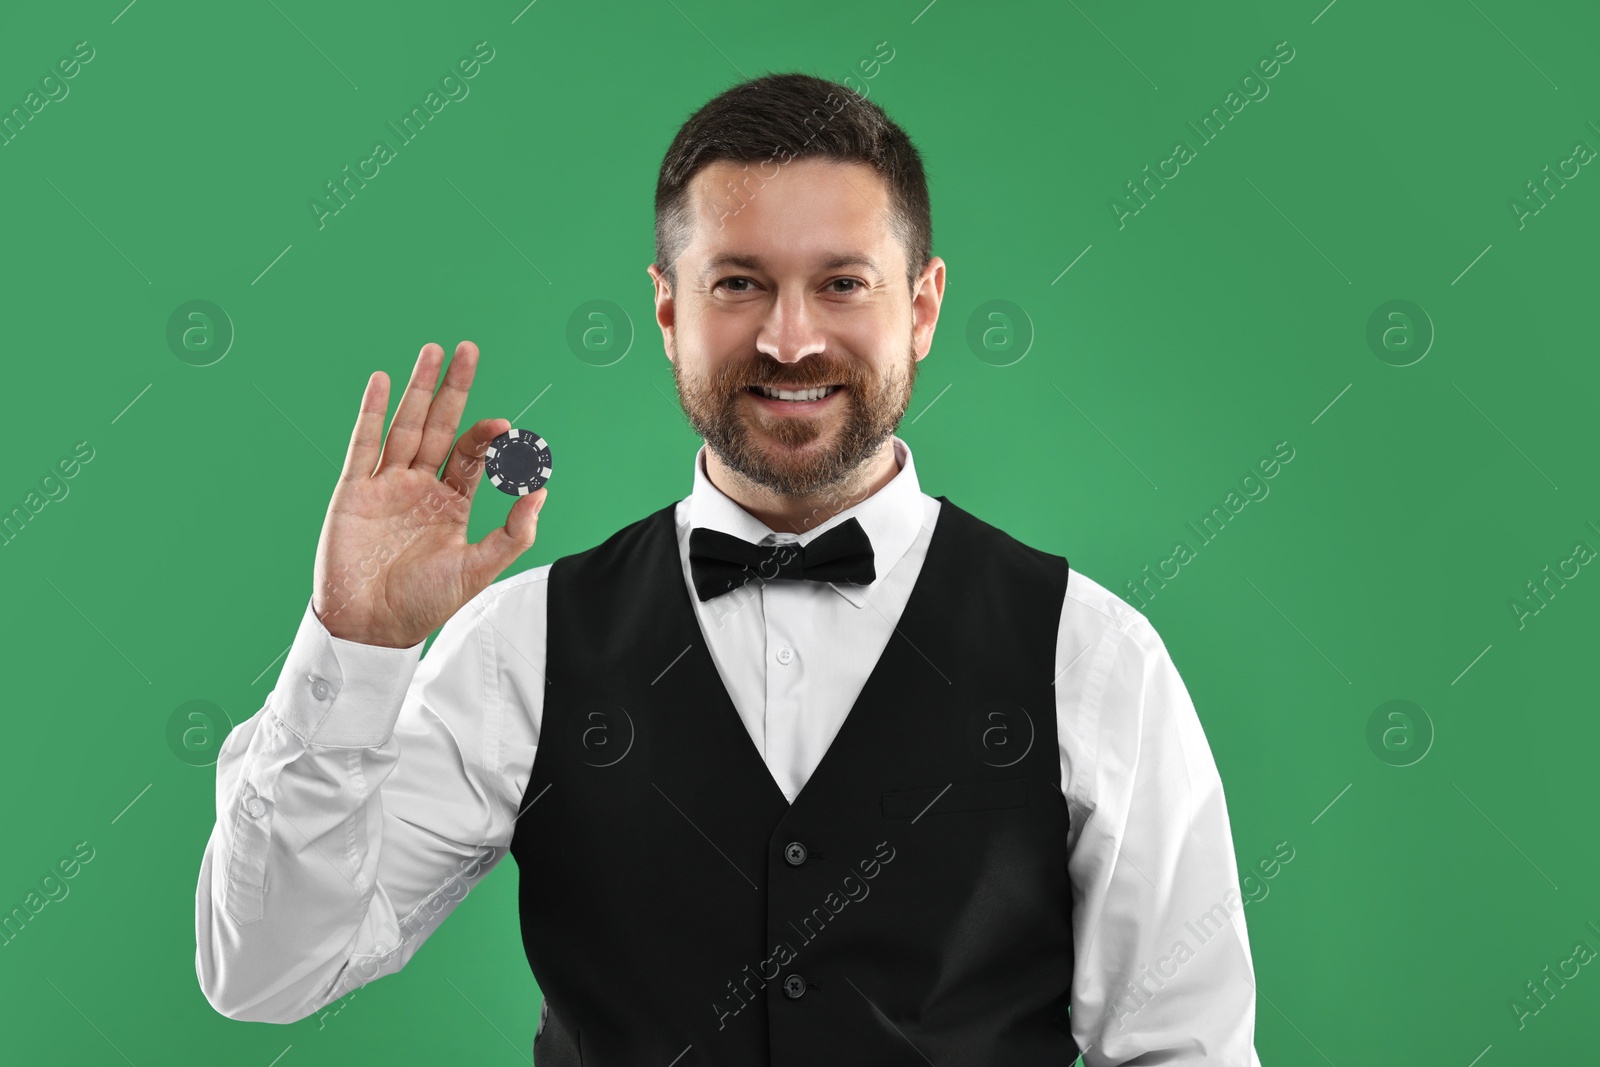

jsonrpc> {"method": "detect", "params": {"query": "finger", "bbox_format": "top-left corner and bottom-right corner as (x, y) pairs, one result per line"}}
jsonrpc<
(466, 488), (546, 586)
(341, 371), (391, 481)
(375, 343), (446, 474)
(441, 416), (510, 501)
(411, 341), (481, 476)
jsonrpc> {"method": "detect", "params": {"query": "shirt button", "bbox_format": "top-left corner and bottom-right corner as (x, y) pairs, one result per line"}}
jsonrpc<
(784, 841), (808, 866)
(310, 677), (332, 701)
(776, 647), (794, 665)
(783, 974), (806, 999)
(244, 796), (267, 818)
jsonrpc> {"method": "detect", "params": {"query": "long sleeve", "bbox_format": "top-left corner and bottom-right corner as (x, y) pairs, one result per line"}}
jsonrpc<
(1057, 579), (1261, 1064)
(195, 582), (532, 1023)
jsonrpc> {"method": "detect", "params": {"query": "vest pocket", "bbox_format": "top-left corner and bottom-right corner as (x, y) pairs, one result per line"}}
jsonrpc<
(881, 777), (1028, 819)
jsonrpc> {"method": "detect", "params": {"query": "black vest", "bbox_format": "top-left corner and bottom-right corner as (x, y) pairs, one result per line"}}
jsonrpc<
(509, 495), (1078, 1064)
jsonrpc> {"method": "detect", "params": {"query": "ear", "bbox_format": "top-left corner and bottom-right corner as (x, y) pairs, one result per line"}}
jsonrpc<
(910, 256), (946, 360)
(647, 263), (676, 361)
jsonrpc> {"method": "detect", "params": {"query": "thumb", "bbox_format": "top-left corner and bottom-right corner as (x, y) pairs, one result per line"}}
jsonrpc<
(467, 488), (546, 582)
(507, 487), (548, 545)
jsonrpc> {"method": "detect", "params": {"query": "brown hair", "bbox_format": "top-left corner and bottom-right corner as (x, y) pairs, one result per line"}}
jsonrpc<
(653, 72), (932, 294)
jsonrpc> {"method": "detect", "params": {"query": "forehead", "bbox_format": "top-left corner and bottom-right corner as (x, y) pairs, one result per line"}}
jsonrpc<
(682, 158), (896, 267)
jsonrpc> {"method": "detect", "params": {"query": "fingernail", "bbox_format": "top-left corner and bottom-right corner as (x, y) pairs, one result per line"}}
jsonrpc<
(533, 494), (546, 516)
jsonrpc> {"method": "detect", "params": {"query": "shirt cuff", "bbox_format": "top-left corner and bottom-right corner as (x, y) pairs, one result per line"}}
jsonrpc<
(270, 599), (426, 748)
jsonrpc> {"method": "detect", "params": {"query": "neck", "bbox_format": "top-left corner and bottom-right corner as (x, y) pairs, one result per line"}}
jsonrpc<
(705, 439), (899, 536)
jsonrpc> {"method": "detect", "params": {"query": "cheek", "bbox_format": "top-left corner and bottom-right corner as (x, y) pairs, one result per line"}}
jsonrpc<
(702, 317), (754, 356)
(684, 305), (754, 357)
(836, 317), (897, 366)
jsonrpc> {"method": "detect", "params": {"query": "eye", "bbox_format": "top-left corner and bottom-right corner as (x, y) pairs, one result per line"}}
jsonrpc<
(712, 276), (865, 294)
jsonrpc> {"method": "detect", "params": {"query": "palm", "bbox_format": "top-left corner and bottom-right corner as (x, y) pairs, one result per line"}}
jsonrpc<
(311, 342), (546, 648)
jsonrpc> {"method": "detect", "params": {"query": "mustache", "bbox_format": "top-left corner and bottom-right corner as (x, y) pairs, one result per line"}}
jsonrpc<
(733, 364), (853, 390)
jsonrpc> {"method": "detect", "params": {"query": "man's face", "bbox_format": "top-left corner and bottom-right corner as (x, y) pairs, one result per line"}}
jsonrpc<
(649, 158), (944, 498)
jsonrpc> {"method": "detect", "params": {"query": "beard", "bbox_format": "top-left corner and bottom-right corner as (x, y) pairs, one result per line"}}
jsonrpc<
(670, 337), (919, 498)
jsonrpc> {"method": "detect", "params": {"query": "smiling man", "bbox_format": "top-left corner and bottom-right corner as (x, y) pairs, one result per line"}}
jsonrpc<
(196, 73), (1262, 1065)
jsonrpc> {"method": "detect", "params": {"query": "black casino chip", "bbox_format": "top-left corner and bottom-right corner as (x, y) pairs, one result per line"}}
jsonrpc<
(484, 428), (553, 496)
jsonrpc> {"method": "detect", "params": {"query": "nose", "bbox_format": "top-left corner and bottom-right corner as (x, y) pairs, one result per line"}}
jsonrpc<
(755, 287), (826, 367)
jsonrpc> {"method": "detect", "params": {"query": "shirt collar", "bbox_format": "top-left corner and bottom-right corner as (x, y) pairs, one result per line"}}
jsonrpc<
(683, 434), (924, 609)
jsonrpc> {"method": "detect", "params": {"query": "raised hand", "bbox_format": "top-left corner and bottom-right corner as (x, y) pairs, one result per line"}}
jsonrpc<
(311, 341), (547, 648)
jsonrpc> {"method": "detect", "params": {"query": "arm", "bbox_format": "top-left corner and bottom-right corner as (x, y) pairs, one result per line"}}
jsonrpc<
(1059, 597), (1262, 1064)
(195, 587), (522, 1022)
(195, 341), (547, 1021)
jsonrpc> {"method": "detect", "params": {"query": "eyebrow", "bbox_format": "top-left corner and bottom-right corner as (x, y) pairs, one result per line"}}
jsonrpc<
(700, 252), (885, 283)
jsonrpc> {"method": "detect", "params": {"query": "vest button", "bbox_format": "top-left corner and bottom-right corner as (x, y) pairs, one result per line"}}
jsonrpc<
(783, 841), (808, 866)
(783, 973), (806, 999)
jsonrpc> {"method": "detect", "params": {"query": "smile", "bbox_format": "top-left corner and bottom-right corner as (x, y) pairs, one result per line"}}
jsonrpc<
(745, 384), (844, 403)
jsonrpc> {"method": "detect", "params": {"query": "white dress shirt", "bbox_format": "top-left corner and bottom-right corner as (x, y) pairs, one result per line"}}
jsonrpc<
(196, 434), (1262, 1064)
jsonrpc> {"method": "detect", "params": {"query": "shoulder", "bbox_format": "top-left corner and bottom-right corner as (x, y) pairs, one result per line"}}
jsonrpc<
(1062, 567), (1146, 635)
(1056, 565), (1176, 674)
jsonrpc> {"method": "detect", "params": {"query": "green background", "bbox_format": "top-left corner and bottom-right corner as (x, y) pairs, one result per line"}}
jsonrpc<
(2, 0), (1596, 1062)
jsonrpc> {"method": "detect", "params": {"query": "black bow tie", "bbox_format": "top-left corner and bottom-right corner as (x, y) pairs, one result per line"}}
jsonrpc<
(688, 518), (876, 602)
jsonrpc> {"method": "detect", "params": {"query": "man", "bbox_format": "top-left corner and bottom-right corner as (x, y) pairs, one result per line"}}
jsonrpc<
(196, 73), (1262, 1064)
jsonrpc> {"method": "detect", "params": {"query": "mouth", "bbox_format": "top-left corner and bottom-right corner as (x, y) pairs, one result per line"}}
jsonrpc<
(743, 383), (846, 411)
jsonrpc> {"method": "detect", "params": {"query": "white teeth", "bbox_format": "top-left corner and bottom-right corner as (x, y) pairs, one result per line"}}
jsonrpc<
(754, 384), (839, 402)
